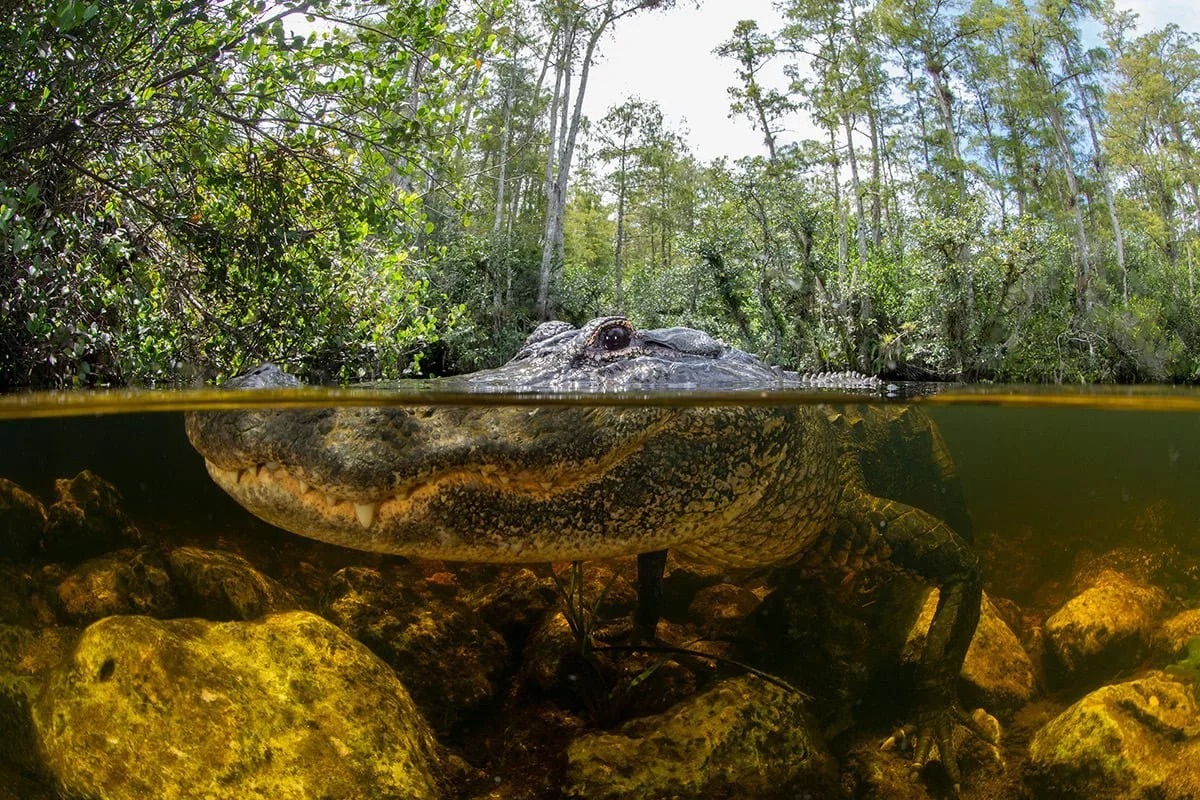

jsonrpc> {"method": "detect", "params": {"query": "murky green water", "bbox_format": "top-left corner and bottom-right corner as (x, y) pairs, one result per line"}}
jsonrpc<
(2, 386), (1200, 800)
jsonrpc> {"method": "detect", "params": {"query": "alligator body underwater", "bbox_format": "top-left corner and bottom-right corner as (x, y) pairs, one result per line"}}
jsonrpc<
(185, 315), (987, 786)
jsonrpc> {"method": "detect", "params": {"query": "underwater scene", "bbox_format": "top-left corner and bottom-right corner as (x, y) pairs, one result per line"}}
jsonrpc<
(2, 387), (1200, 800)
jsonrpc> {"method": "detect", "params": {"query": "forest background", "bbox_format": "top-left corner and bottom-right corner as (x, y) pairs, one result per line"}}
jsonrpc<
(2, 0), (1198, 387)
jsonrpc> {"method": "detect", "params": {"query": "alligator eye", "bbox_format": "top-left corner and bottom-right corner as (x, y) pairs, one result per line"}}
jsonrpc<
(600, 325), (631, 351)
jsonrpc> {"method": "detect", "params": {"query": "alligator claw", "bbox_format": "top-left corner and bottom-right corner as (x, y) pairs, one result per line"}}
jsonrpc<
(881, 705), (1002, 793)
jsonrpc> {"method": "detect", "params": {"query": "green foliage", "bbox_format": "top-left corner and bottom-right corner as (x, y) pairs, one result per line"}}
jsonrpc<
(0, 0), (497, 387)
(4, 0), (1200, 387)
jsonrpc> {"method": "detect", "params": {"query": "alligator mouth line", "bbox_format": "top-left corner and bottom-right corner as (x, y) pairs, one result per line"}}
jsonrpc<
(203, 413), (684, 531)
(204, 458), (597, 531)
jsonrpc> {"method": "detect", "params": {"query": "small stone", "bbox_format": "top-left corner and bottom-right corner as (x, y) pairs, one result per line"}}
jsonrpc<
(687, 582), (762, 640)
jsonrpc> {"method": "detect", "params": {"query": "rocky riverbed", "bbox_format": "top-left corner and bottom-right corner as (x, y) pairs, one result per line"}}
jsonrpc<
(4, 470), (1200, 799)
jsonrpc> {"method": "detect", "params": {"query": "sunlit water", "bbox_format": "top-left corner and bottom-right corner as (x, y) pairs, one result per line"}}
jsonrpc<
(3, 385), (1200, 799)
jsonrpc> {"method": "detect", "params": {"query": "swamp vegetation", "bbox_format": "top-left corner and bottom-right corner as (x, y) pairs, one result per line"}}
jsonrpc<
(2, 0), (1199, 388)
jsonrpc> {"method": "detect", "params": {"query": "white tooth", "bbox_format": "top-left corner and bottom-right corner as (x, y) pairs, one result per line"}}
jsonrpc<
(210, 464), (237, 484)
(237, 468), (251, 484)
(354, 502), (376, 529)
(325, 493), (341, 507)
(297, 479), (310, 494)
(540, 481), (554, 491)
(498, 475), (510, 485)
(265, 461), (280, 472)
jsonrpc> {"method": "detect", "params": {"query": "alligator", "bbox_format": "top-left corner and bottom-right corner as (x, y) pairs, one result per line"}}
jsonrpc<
(185, 315), (989, 787)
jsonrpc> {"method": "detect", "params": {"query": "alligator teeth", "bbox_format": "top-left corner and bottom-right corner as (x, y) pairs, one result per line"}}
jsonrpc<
(497, 475), (510, 485)
(324, 493), (341, 507)
(297, 479), (310, 494)
(354, 502), (376, 529)
(210, 464), (238, 485)
(540, 481), (554, 491)
(265, 461), (280, 473)
(237, 468), (251, 484)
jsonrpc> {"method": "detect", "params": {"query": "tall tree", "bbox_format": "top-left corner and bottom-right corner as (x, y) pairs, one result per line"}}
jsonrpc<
(534, 0), (675, 320)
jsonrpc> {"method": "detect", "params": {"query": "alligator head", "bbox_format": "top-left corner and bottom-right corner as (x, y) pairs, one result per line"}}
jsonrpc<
(185, 317), (845, 566)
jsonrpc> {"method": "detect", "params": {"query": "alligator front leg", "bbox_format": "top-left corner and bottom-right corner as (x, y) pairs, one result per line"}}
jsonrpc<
(836, 489), (995, 790)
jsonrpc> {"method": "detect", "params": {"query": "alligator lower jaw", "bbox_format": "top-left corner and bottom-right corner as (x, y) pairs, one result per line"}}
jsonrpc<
(203, 458), (573, 533)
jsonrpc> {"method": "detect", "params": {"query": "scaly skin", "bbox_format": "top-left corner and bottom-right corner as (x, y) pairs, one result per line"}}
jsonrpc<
(185, 316), (989, 787)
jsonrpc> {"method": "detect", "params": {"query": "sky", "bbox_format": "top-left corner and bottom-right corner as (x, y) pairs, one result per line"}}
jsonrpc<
(580, 0), (1198, 163)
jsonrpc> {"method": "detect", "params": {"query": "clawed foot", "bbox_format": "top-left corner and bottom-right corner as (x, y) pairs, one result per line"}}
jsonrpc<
(880, 704), (1003, 793)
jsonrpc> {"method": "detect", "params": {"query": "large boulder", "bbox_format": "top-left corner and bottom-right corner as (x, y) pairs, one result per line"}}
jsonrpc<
(564, 674), (837, 799)
(32, 611), (443, 800)
(1028, 671), (1200, 799)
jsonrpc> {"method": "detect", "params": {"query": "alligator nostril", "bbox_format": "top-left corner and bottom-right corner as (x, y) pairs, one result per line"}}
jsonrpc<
(97, 657), (115, 681)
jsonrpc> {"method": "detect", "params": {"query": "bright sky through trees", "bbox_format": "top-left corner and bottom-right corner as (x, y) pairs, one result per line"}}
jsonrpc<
(583, 0), (1198, 161)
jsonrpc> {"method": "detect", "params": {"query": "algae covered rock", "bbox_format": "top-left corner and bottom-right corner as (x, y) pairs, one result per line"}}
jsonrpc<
(33, 611), (442, 800)
(1044, 569), (1166, 683)
(0, 624), (79, 772)
(0, 477), (47, 559)
(564, 674), (837, 799)
(55, 548), (177, 624)
(1154, 608), (1200, 657)
(167, 545), (298, 620)
(1028, 671), (1200, 800)
(42, 471), (141, 560)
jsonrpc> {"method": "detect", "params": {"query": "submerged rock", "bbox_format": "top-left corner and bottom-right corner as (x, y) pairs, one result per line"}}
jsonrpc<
(323, 565), (509, 734)
(55, 548), (177, 624)
(0, 563), (54, 628)
(1154, 608), (1200, 657)
(0, 478), (47, 559)
(0, 624), (79, 773)
(1044, 569), (1166, 684)
(33, 611), (443, 800)
(42, 471), (141, 560)
(167, 546), (298, 620)
(564, 674), (837, 799)
(905, 590), (1034, 714)
(1028, 671), (1200, 799)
